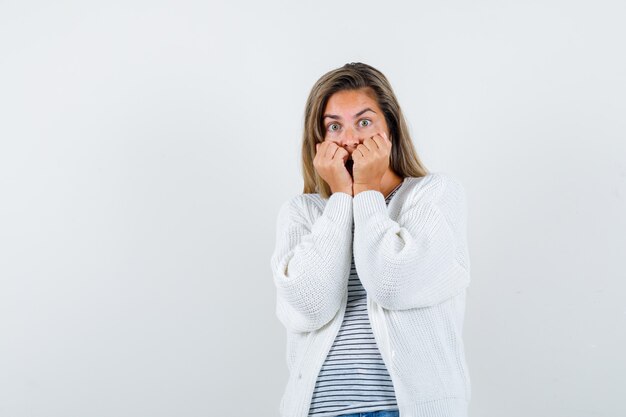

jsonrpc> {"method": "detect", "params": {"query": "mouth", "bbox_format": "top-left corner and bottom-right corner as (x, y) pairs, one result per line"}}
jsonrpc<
(345, 158), (354, 176)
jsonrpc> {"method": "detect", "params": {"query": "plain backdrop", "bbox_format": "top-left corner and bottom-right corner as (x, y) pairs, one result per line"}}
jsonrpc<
(1, 1), (625, 416)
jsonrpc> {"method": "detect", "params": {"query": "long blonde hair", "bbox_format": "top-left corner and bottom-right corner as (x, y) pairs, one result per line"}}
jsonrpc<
(301, 62), (429, 199)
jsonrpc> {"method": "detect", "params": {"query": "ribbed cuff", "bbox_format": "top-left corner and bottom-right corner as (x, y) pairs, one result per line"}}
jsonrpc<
(353, 190), (387, 224)
(323, 192), (353, 225)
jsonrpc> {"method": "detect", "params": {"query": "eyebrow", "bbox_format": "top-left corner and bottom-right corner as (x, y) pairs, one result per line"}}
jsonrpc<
(323, 108), (376, 120)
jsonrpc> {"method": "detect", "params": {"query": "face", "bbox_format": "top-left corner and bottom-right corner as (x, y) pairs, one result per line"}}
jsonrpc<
(322, 88), (389, 161)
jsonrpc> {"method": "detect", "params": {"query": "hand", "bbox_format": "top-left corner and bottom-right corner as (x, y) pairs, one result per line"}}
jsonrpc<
(314, 141), (353, 196)
(352, 132), (392, 191)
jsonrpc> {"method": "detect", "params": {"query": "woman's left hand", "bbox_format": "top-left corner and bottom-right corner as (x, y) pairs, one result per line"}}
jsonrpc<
(352, 131), (392, 190)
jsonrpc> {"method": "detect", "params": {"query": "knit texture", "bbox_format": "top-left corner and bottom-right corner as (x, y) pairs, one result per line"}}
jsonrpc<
(270, 172), (471, 417)
(307, 184), (402, 417)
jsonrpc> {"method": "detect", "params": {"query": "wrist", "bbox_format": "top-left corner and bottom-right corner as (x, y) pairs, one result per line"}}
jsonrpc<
(353, 183), (381, 196)
(331, 187), (353, 197)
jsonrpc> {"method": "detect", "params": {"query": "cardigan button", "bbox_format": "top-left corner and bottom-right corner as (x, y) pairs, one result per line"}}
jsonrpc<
(298, 372), (302, 379)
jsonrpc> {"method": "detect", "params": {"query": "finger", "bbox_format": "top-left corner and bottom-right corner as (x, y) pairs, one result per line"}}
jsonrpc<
(316, 142), (326, 159)
(335, 146), (348, 161)
(381, 131), (392, 147)
(355, 143), (370, 157)
(364, 135), (382, 151)
(331, 146), (348, 164)
(353, 145), (366, 159)
(357, 140), (370, 152)
(372, 133), (390, 152)
(318, 141), (331, 158)
(375, 132), (390, 150)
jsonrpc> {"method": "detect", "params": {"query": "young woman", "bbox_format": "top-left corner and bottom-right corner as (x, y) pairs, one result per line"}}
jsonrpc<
(270, 62), (472, 417)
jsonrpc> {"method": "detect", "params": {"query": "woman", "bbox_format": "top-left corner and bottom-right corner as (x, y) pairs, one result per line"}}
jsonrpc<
(270, 62), (471, 417)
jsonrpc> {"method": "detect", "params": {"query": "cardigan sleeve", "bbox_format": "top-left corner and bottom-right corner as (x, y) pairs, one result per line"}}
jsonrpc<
(352, 173), (470, 310)
(270, 192), (353, 333)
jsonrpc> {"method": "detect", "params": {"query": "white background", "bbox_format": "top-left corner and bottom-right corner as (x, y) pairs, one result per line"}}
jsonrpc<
(1, 1), (625, 416)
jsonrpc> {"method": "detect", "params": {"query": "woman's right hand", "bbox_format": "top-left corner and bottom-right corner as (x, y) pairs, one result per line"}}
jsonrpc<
(314, 141), (353, 196)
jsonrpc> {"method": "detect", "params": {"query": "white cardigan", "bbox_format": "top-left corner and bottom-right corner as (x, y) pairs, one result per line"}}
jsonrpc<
(270, 172), (472, 417)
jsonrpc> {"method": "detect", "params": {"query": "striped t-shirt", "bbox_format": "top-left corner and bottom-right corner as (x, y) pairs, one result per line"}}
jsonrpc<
(308, 182), (403, 417)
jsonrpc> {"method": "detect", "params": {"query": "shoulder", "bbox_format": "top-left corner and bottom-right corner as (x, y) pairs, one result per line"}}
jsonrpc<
(276, 193), (325, 225)
(286, 193), (326, 212)
(403, 172), (466, 203)
(398, 172), (467, 224)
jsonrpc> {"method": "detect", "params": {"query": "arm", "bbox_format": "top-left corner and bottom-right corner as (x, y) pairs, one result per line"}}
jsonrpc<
(352, 173), (470, 310)
(270, 192), (353, 333)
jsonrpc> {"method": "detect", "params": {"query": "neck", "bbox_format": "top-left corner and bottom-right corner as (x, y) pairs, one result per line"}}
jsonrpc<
(380, 169), (404, 198)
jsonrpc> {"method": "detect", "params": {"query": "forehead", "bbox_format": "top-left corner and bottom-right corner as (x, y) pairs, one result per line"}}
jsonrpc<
(324, 88), (380, 112)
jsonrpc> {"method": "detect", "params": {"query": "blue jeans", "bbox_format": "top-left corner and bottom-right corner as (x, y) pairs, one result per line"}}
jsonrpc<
(337, 411), (399, 417)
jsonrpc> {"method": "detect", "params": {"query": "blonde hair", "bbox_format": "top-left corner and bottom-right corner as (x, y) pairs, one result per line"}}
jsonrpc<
(300, 62), (429, 199)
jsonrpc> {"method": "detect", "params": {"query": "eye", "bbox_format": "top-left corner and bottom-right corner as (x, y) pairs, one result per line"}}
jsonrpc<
(359, 119), (372, 127)
(327, 123), (340, 132)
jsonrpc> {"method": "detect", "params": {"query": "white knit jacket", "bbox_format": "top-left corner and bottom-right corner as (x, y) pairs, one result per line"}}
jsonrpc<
(270, 172), (472, 417)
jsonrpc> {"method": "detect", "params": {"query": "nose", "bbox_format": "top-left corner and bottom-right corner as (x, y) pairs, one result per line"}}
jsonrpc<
(341, 127), (361, 151)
